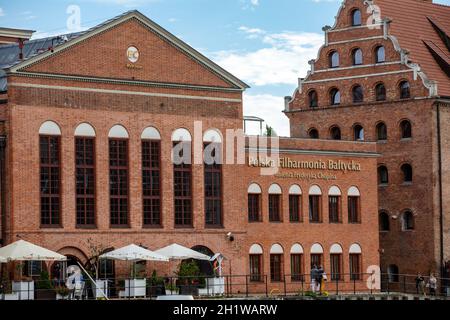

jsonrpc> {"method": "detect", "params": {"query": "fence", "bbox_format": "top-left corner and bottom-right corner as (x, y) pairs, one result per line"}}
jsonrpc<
(1, 273), (449, 300)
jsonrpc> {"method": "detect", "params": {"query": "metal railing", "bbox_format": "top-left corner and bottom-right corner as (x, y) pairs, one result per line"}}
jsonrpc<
(1, 273), (449, 300)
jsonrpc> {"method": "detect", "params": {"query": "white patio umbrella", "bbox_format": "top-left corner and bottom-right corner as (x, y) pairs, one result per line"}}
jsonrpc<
(99, 244), (169, 262)
(0, 239), (66, 262)
(154, 243), (211, 261)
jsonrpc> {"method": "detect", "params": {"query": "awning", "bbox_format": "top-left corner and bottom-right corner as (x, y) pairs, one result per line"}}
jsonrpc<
(99, 244), (169, 262)
(0, 240), (66, 262)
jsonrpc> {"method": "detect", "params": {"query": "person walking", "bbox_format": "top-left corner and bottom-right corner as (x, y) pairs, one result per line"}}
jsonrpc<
(310, 265), (318, 293)
(428, 273), (437, 296)
(415, 273), (425, 296)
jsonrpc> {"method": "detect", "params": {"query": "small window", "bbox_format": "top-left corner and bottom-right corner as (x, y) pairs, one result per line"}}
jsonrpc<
(378, 166), (389, 185)
(352, 48), (363, 65)
(379, 211), (390, 231)
(330, 88), (341, 105)
(330, 126), (341, 140)
(376, 122), (387, 141)
(352, 85), (364, 103)
(308, 90), (318, 108)
(329, 51), (340, 68)
(375, 46), (385, 63)
(402, 211), (414, 230)
(351, 9), (362, 26)
(399, 81), (411, 99)
(308, 128), (319, 139)
(401, 163), (413, 183)
(400, 120), (412, 139)
(375, 83), (386, 101)
(353, 125), (364, 141)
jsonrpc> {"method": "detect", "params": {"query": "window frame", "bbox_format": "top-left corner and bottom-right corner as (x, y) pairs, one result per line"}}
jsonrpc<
(248, 193), (262, 222)
(328, 195), (342, 223)
(329, 51), (340, 68)
(204, 142), (223, 228)
(249, 254), (263, 282)
(352, 48), (363, 65)
(173, 141), (193, 228)
(351, 9), (362, 26)
(268, 194), (282, 222)
(348, 196), (361, 224)
(330, 253), (343, 280)
(375, 83), (387, 101)
(290, 253), (304, 282)
(352, 85), (364, 103)
(375, 46), (386, 63)
(142, 139), (162, 228)
(349, 253), (362, 280)
(270, 253), (284, 282)
(309, 195), (322, 223)
(289, 194), (302, 222)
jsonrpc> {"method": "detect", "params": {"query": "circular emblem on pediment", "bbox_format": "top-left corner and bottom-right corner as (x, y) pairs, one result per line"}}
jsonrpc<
(127, 46), (139, 63)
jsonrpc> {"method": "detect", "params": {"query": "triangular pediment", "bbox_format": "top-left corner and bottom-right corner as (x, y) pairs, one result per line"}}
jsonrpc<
(11, 11), (248, 90)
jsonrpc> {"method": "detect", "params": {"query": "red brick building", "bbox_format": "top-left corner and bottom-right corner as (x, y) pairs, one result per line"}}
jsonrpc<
(0, 10), (379, 294)
(285, 0), (450, 283)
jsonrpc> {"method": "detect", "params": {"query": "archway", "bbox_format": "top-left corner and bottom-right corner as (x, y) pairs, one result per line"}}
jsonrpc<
(191, 245), (214, 276)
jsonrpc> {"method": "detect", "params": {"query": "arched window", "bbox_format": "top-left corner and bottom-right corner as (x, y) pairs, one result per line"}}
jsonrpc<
(348, 187), (361, 223)
(330, 126), (341, 140)
(388, 264), (399, 282)
(379, 211), (390, 231)
(330, 88), (341, 105)
(309, 185), (322, 223)
(75, 123), (96, 227)
(375, 46), (385, 63)
(378, 166), (389, 185)
(400, 120), (412, 139)
(289, 185), (302, 222)
(290, 244), (304, 282)
(349, 244), (362, 280)
(330, 244), (343, 280)
(401, 163), (413, 183)
(353, 124), (364, 141)
(270, 244), (284, 282)
(351, 9), (362, 26)
(376, 122), (387, 141)
(399, 81), (411, 99)
(329, 51), (339, 68)
(308, 128), (319, 139)
(268, 184), (282, 222)
(328, 186), (342, 223)
(402, 210), (414, 231)
(310, 243), (324, 268)
(248, 183), (262, 222)
(308, 90), (318, 108)
(249, 244), (263, 282)
(352, 48), (363, 65)
(375, 83), (386, 101)
(352, 85), (364, 103)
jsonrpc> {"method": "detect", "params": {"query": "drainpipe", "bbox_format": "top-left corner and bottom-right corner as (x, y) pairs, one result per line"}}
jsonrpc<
(436, 102), (444, 283)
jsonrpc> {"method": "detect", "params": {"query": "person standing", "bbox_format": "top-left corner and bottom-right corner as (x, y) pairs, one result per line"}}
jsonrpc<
(317, 265), (324, 294)
(428, 273), (437, 296)
(310, 265), (318, 293)
(415, 273), (425, 296)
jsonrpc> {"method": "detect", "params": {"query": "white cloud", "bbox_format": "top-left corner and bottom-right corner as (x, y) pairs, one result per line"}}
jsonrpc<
(241, 0), (260, 10)
(91, 0), (160, 7)
(0, 8), (5, 17)
(212, 28), (322, 86)
(243, 93), (290, 137)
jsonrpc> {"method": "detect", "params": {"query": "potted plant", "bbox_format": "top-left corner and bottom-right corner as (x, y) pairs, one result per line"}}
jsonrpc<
(148, 270), (165, 296)
(176, 261), (201, 296)
(55, 286), (71, 300)
(35, 271), (55, 300)
(165, 283), (179, 295)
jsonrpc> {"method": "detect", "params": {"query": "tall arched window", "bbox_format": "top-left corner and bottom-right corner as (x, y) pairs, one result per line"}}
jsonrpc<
(330, 244), (343, 280)
(375, 46), (385, 63)
(349, 244), (362, 280)
(353, 124), (364, 141)
(328, 186), (342, 223)
(402, 210), (414, 231)
(379, 211), (390, 231)
(290, 244), (304, 282)
(375, 83), (386, 101)
(204, 129), (223, 227)
(330, 126), (341, 140)
(352, 48), (363, 65)
(75, 123), (96, 227)
(268, 184), (282, 222)
(308, 90), (318, 108)
(249, 244), (263, 282)
(378, 166), (389, 185)
(351, 9), (362, 26)
(352, 85), (364, 103)
(308, 128), (319, 139)
(309, 185), (322, 223)
(329, 51), (340, 68)
(348, 187), (361, 224)
(109, 125), (130, 227)
(310, 243), (324, 268)
(172, 128), (193, 227)
(39, 121), (62, 226)
(400, 120), (412, 139)
(401, 163), (413, 183)
(270, 244), (284, 282)
(376, 122), (387, 141)
(330, 88), (341, 105)
(248, 183), (262, 222)
(399, 81), (411, 99)
(289, 185), (302, 222)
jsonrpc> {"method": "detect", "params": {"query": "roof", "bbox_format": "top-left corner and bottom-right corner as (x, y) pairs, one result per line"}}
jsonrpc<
(2, 10), (249, 91)
(375, 0), (450, 96)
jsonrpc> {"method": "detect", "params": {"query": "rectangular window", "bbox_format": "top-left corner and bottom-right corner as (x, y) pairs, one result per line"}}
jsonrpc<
(109, 139), (129, 227)
(328, 196), (341, 223)
(269, 194), (281, 222)
(289, 195), (301, 222)
(142, 140), (161, 227)
(350, 254), (362, 280)
(310, 254), (322, 268)
(330, 254), (342, 280)
(40, 135), (61, 226)
(270, 254), (283, 282)
(291, 254), (304, 282)
(204, 143), (222, 227)
(309, 195), (321, 223)
(249, 254), (263, 282)
(174, 142), (192, 227)
(248, 194), (261, 222)
(75, 137), (95, 227)
(348, 196), (361, 223)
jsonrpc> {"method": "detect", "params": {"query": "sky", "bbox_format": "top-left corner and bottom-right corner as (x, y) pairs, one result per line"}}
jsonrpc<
(1, 0), (449, 136)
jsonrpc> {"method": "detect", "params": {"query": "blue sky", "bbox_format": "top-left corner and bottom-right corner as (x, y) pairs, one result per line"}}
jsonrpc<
(1, 0), (449, 136)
